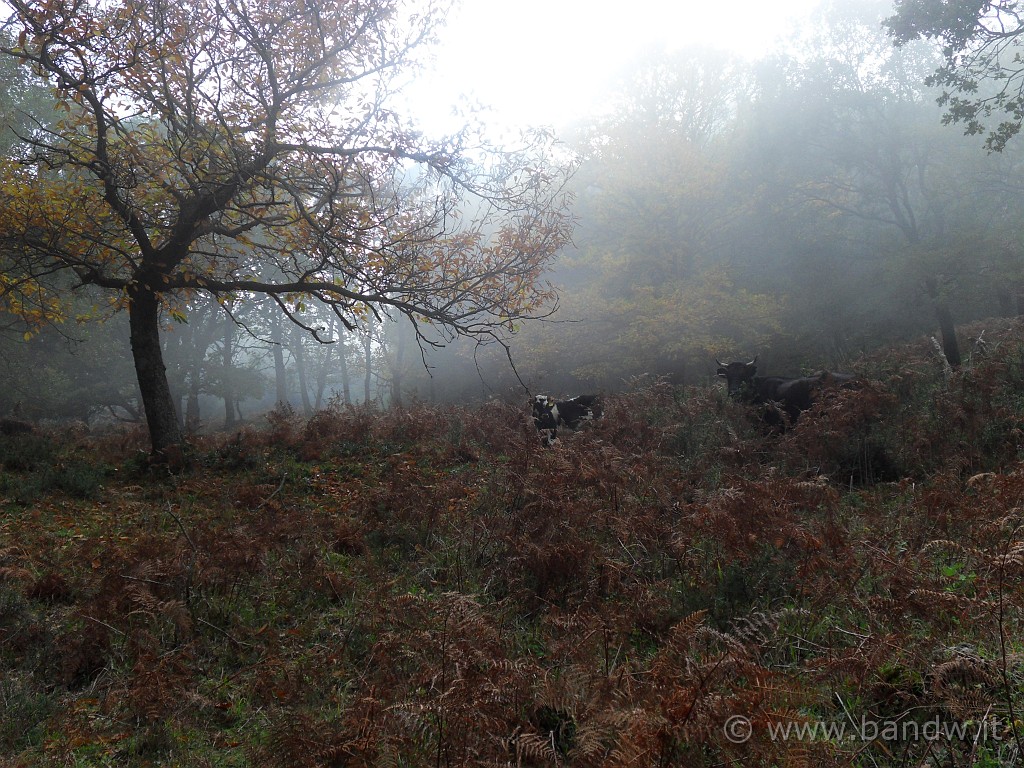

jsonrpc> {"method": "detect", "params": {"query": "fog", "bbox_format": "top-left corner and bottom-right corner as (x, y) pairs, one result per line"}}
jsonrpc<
(2, 0), (1022, 428)
(406, 0), (821, 133)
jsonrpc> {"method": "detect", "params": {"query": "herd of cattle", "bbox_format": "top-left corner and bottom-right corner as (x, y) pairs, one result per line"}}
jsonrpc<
(531, 355), (857, 445)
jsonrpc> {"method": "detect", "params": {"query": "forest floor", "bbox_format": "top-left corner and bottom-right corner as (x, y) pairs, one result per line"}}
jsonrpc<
(4, 321), (1024, 767)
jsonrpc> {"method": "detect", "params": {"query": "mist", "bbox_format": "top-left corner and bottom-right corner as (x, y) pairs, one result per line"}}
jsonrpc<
(1, 0), (1019, 428)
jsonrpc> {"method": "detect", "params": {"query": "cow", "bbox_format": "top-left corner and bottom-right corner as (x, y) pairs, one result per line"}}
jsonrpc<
(0, 417), (35, 436)
(716, 356), (855, 427)
(531, 394), (602, 446)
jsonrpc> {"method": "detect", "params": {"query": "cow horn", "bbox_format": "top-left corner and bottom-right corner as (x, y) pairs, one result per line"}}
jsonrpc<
(748, 354), (758, 366)
(715, 358), (726, 367)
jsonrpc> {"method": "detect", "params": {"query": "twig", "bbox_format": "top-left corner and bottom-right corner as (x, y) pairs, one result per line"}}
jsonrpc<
(254, 472), (288, 513)
(166, 501), (198, 604)
(996, 523), (1024, 759)
(967, 704), (993, 765)
(930, 336), (953, 385)
(82, 613), (126, 637)
(165, 501), (197, 551)
(197, 617), (254, 648)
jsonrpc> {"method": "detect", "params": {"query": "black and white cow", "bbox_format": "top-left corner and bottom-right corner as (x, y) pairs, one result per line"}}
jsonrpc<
(531, 394), (602, 446)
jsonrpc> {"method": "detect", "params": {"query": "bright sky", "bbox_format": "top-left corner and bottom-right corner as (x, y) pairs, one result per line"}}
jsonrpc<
(407, 0), (821, 134)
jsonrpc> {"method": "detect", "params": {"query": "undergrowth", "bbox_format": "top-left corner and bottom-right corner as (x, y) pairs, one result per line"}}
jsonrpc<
(2, 321), (1024, 766)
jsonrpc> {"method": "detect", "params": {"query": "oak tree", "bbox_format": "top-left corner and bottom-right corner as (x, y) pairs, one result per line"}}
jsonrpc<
(886, 0), (1024, 151)
(0, 0), (574, 454)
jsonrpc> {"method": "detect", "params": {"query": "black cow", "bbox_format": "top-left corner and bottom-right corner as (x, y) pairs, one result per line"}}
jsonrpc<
(716, 356), (855, 426)
(531, 394), (602, 446)
(0, 418), (35, 436)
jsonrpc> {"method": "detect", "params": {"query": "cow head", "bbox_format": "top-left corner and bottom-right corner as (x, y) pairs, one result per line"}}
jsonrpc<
(531, 395), (559, 431)
(530, 395), (559, 446)
(716, 355), (758, 397)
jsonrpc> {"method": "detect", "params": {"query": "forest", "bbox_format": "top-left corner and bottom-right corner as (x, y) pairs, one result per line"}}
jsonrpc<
(4, 0), (1024, 765)
(2, 0), (1023, 426)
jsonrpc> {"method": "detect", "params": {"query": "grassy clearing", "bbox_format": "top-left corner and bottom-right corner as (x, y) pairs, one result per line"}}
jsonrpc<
(3, 322), (1024, 766)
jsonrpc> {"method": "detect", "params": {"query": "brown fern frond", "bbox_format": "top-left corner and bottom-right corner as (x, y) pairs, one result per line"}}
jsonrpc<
(0, 565), (34, 583)
(728, 610), (784, 651)
(920, 539), (978, 559)
(667, 610), (708, 646)
(513, 731), (560, 764)
(692, 625), (748, 657)
(933, 654), (1001, 689)
(124, 582), (162, 615)
(782, 745), (812, 768)
(907, 589), (976, 616)
(998, 542), (1024, 572)
(159, 598), (193, 636)
(262, 709), (325, 768)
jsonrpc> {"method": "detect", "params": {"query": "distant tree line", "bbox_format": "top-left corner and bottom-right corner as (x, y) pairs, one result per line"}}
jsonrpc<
(412, 0), (1024, 398)
(3, 0), (1024, 431)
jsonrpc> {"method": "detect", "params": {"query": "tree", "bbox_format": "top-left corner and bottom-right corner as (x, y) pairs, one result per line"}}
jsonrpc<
(0, 0), (574, 454)
(497, 49), (783, 389)
(886, 0), (1024, 151)
(743, 0), (980, 367)
(0, 28), (56, 158)
(794, 86), (972, 365)
(0, 310), (140, 422)
(601, 46), (750, 148)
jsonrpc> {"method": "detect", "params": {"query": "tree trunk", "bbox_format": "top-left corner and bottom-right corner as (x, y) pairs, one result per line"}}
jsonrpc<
(314, 347), (329, 411)
(128, 286), (182, 454)
(223, 314), (237, 429)
(998, 288), (1015, 317)
(363, 328), (373, 406)
(936, 302), (961, 368)
(925, 277), (961, 368)
(185, 384), (200, 434)
(183, 306), (217, 434)
(314, 316), (335, 411)
(338, 337), (352, 405)
(184, 328), (203, 435)
(271, 311), (288, 406)
(292, 325), (313, 415)
(169, 381), (184, 430)
(161, 324), (186, 431)
(391, 324), (405, 408)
